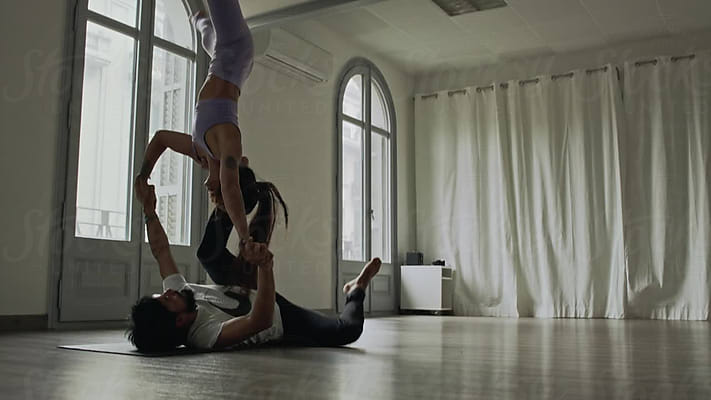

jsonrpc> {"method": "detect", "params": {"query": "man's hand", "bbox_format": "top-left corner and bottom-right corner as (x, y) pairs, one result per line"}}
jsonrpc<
(134, 176), (157, 213)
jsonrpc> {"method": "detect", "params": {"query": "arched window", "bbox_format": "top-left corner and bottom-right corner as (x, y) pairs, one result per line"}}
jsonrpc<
(337, 58), (397, 312)
(58, 0), (204, 322)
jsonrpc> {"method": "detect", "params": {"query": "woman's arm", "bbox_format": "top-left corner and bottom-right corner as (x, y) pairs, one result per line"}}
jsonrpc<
(215, 131), (250, 241)
(214, 245), (275, 348)
(138, 130), (198, 179)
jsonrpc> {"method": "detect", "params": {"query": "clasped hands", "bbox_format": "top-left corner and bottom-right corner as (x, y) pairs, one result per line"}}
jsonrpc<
(134, 175), (156, 213)
(240, 238), (273, 268)
(135, 174), (271, 267)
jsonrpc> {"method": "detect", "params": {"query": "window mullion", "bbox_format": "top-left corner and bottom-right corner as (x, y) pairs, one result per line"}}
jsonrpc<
(372, 126), (389, 138)
(364, 68), (372, 261)
(132, 0), (156, 249)
(69, 0), (90, 138)
(154, 37), (196, 61)
(63, 0), (91, 235)
(87, 10), (139, 39)
(342, 114), (365, 128)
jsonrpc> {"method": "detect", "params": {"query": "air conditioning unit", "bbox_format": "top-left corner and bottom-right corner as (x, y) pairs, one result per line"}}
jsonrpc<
(252, 28), (333, 84)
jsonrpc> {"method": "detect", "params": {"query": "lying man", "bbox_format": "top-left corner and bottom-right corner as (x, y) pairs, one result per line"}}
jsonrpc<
(128, 179), (381, 352)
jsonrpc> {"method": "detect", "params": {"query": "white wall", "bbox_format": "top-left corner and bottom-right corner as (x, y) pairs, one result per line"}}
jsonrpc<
(0, 0), (69, 315)
(0, 1), (416, 315)
(414, 30), (711, 94)
(236, 20), (416, 309)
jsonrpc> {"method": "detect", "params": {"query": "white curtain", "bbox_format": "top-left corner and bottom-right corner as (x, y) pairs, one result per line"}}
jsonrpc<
(415, 87), (517, 317)
(415, 54), (710, 320)
(503, 68), (627, 318)
(621, 54), (710, 319)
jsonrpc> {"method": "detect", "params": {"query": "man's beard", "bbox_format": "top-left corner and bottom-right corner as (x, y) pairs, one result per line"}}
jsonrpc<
(180, 289), (197, 312)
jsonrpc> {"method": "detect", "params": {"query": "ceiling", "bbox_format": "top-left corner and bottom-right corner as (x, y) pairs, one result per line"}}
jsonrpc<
(240, 0), (316, 17)
(257, 0), (711, 74)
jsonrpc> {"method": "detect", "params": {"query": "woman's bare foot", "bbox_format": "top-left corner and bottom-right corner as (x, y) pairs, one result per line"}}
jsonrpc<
(343, 258), (382, 294)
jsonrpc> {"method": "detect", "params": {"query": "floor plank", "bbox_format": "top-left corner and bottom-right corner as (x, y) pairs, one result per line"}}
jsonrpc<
(0, 316), (709, 399)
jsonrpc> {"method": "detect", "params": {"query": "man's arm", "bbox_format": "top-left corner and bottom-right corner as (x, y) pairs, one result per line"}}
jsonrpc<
(135, 180), (179, 279)
(214, 245), (275, 348)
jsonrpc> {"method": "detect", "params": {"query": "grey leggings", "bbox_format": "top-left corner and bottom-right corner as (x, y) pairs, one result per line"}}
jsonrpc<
(276, 289), (365, 347)
(198, 209), (366, 347)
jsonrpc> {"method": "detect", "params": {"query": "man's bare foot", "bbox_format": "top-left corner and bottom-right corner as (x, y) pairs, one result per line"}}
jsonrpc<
(343, 258), (382, 294)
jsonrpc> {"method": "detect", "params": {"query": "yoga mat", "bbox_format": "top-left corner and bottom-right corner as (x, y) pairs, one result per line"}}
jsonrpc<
(58, 342), (213, 357)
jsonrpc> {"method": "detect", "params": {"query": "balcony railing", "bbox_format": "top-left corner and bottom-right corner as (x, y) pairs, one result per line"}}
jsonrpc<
(76, 206), (127, 240)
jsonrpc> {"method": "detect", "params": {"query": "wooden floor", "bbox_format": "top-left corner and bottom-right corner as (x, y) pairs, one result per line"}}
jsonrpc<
(1, 316), (709, 399)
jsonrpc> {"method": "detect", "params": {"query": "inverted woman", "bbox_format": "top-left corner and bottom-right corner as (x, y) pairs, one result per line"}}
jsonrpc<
(137, 0), (257, 246)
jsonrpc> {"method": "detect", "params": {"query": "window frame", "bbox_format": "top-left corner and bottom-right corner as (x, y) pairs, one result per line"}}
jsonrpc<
(335, 57), (398, 308)
(49, 0), (207, 328)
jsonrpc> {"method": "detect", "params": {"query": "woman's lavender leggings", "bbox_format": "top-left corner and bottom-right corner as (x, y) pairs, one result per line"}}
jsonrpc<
(192, 0), (254, 89)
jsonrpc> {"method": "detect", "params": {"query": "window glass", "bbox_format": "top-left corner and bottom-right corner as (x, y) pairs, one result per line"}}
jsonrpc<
(343, 75), (363, 121)
(75, 23), (137, 241)
(342, 121), (365, 261)
(89, 0), (138, 27)
(371, 81), (390, 131)
(371, 132), (391, 263)
(147, 47), (195, 245)
(154, 0), (194, 50)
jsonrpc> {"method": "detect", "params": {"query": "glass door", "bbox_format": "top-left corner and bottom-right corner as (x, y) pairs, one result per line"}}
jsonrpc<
(59, 0), (203, 321)
(337, 62), (396, 313)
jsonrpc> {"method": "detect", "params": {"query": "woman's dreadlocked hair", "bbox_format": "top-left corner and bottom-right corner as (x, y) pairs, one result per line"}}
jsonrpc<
(231, 166), (288, 288)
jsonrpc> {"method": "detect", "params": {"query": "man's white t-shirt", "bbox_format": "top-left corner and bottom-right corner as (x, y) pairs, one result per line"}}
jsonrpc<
(163, 274), (283, 349)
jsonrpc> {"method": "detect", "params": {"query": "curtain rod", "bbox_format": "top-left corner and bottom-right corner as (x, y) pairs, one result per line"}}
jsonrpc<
(416, 52), (698, 100)
(551, 72), (574, 80)
(417, 89), (469, 100)
(634, 59), (658, 67)
(635, 53), (696, 67)
(473, 66), (610, 93)
(448, 89), (467, 97)
(519, 78), (540, 86)
(672, 54), (696, 62)
(586, 66), (608, 74)
(419, 65), (613, 98)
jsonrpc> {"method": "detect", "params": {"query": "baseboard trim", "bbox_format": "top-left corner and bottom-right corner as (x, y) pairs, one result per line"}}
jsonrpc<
(399, 309), (454, 316)
(316, 309), (399, 318)
(0, 315), (48, 332)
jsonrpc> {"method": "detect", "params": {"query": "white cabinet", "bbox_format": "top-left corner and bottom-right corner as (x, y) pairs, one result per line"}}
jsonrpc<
(400, 265), (454, 312)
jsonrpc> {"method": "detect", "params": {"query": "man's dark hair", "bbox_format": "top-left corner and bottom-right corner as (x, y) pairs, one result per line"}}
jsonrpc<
(127, 296), (186, 353)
